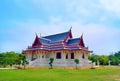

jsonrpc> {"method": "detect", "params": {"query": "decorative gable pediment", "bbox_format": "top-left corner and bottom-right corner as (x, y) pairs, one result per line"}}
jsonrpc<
(64, 28), (73, 43)
(32, 34), (42, 47)
(79, 34), (85, 47)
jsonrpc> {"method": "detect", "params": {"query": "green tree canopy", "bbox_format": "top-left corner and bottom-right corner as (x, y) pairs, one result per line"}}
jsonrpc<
(99, 55), (109, 65)
(109, 51), (120, 65)
(49, 58), (54, 69)
(74, 59), (79, 69)
(0, 51), (28, 69)
(88, 54), (99, 64)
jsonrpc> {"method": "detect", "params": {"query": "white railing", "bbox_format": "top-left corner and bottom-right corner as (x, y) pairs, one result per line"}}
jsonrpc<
(29, 59), (39, 66)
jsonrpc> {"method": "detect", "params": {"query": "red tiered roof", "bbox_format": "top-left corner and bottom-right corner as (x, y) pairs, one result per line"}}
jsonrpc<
(22, 29), (92, 53)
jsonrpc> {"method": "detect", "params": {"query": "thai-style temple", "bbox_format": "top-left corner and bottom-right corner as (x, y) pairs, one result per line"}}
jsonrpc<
(22, 28), (92, 67)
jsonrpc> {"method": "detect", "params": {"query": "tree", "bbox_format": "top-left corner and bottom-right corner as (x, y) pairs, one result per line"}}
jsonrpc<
(7, 52), (18, 68)
(0, 51), (28, 69)
(74, 59), (79, 69)
(0, 54), (3, 67)
(88, 54), (99, 63)
(49, 58), (54, 69)
(20, 54), (28, 69)
(99, 55), (109, 65)
(109, 52), (120, 65)
(1, 52), (15, 68)
(88, 54), (99, 68)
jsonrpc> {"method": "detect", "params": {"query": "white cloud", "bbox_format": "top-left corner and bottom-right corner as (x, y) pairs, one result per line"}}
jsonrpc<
(14, 0), (103, 21)
(100, 0), (120, 16)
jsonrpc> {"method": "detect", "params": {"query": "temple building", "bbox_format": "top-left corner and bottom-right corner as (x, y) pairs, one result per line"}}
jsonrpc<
(22, 28), (92, 67)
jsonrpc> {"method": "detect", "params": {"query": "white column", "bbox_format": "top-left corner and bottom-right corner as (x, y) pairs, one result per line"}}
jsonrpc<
(62, 51), (65, 60)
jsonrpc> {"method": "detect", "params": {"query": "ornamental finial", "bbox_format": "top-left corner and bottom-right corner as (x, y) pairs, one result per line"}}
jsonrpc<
(70, 26), (72, 30)
(40, 33), (42, 38)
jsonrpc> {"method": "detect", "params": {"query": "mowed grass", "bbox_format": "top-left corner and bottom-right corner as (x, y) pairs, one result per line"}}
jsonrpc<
(0, 66), (120, 81)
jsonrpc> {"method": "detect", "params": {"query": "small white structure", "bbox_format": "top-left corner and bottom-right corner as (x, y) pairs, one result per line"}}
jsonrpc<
(22, 29), (92, 67)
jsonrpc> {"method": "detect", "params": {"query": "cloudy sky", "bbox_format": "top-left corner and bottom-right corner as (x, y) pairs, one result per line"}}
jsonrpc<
(0, 0), (120, 54)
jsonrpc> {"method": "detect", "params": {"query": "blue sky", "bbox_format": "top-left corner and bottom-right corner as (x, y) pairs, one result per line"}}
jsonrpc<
(0, 0), (120, 54)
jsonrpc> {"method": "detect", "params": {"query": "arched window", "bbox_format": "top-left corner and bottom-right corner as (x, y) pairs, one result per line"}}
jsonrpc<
(42, 55), (44, 58)
(56, 52), (61, 59)
(82, 53), (85, 59)
(71, 53), (74, 59)
(66, 54), (68, 59)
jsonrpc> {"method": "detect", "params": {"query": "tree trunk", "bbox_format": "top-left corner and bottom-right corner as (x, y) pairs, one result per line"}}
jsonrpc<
(51, 64), (53, 69)
(23, 63), (26, 69)
(76, 64), (77, 70)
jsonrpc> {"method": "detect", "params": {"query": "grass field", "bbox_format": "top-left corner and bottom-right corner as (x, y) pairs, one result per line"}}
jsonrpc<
(0, 66), (120, 81)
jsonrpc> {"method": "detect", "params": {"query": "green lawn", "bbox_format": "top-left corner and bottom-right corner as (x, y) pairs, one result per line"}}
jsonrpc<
(0, 66), (120, 81)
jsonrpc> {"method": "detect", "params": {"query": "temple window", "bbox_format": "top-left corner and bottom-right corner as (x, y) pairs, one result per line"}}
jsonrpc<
(71, 53), (74, 59)
(42, 55), (44, 58)
(56, 52), (61, 59)
(66, 54), (68, 59)
(82, 53), (85, 59)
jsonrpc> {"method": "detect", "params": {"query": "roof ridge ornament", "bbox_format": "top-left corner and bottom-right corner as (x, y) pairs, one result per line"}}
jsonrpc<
(81, 33), (84, 37)
(35, 32), (37, 35)
(40, 33), (42, 38)
(69, 26), (72, 31)
(35, 32), (38, 38)
(79, 33), (85, 47)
